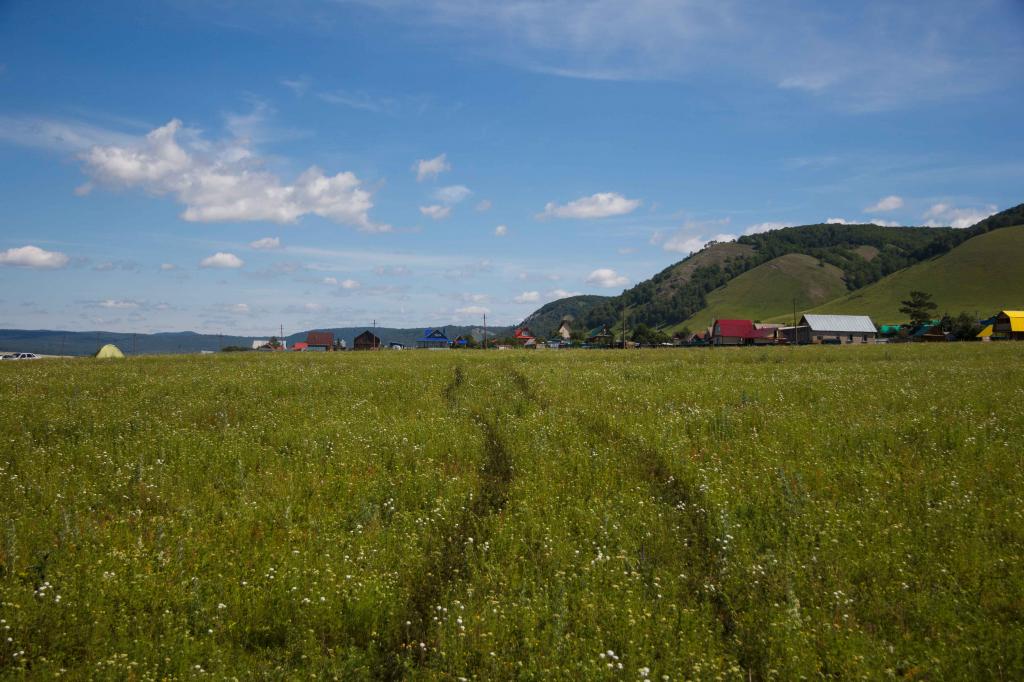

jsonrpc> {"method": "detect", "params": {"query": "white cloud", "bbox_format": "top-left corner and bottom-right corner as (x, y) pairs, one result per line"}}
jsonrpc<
(322, 276), (360, 289)
(475, 199), (492, 212)
(866, 218), (902, 227)
(456, 305), (489, 315)
(923, 202), (997, 229)
(463, 293), (489, 303)
(79, 119), (390, 232)
(745, 222), (792, 235)
(303, 302), (324, 312)
(662, 232), (737, 255)
(0, 245), (70, 269)
(514, 291), (540, 303)
(494, 224), (508, 237)
(617, 247), (637, 254)
(434, 185), (472, 204)
(540, 192), (641, 219)
(318, 90), (397, 114)
(228, 303), (250, 314)
(249, 236), (281, 250)
(419, 204), (451, 220)
(200, 252), (244, 269)
(160, 263), (177, 271)
(548, 288), (582, 299)
(825, 217), (855, 225)
(281, 76), (311, 96)
(864, 195), (904, 212)
(98, 299), (139, 309)
(0, 116), (138, 152)
(585, 268), (629, 289)
(345, 1), (1021, 112)
(778, 74), (836, 92)
(414, 153), (450, 181)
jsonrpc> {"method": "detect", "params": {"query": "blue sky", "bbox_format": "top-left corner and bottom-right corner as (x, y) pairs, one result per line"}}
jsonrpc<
(1, 0), (1022, 334)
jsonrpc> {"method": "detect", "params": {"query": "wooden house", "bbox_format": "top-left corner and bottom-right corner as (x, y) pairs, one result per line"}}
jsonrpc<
(992, 310), (1024, 340)
(306, 331), (335, 351)
(586, 325), (613, 347)
(353, 330), (382, 350)
(556, 319), (572, 341)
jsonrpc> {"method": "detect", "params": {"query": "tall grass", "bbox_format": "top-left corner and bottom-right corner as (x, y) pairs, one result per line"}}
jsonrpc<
(1, 345), (1022, 678)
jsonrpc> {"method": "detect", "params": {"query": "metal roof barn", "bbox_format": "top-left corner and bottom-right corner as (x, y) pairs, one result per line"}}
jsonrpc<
(800, 315), (877, 334)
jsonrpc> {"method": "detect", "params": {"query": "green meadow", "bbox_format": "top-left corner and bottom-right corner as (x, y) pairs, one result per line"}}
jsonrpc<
(1, 345), (1022, 679)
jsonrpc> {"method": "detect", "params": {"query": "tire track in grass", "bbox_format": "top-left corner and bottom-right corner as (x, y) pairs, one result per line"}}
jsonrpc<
(377, 365), (532, 679)
(581, 410), (768, 679)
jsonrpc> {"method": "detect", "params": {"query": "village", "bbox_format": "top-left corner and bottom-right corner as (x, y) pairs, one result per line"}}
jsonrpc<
(243, 309), (1024, 353)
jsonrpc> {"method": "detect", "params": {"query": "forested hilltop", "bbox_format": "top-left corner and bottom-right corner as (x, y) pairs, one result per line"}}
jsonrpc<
(524, 204), (1023, 336)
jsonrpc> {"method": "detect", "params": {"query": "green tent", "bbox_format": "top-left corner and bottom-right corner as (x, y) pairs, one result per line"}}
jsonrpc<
(94, 343), (125, 359)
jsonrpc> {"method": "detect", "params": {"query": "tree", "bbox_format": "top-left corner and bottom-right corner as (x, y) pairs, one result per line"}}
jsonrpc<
(949, 312), (981, 341)
(899, 291), (938, 326)
(267, 336), (282, 349)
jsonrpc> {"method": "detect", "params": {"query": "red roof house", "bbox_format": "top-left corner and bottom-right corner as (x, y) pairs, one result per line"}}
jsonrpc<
(711, 319), (773, 346)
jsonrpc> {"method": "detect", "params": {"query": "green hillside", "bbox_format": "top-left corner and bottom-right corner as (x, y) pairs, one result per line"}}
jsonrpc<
(672, 253), (849, 331)
(521, 203), (1023, 334)
(520, 294), (611, 338)
(793, 225), (1024, 323)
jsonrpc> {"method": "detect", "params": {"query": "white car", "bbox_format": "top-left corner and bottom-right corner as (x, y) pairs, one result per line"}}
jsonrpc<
(1, 352), (40, 360)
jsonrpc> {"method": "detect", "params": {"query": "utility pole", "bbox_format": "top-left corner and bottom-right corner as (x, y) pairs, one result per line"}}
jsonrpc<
(483, 313), (487, 350)
(620, 304), (626, 349)
(792, 298), (797, 345)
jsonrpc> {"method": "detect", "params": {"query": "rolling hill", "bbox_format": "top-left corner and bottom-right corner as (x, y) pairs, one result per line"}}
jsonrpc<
(523, 202), (1024, 336)
(673, 253), (849, 331)
(791, 225), (1024, 323)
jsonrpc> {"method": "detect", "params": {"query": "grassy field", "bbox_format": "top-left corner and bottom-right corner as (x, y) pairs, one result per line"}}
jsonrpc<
(2, 346), (1023, 679)
(672, 254), (849, 333)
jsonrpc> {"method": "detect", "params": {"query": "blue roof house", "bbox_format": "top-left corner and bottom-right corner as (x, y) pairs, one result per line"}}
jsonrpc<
(416, 328), (451, 349)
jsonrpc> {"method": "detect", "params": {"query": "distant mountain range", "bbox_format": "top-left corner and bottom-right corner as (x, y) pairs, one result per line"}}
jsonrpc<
(0, 325), (513, 357)
(523, 203), (1024, 337)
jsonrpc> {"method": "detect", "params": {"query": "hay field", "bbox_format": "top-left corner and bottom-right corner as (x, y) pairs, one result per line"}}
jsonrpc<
(1, 345), (1022, 679)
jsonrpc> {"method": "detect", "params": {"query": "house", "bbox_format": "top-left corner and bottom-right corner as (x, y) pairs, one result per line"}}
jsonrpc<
(306, 330), (335, 352)
(253, 339), (287, 351)
(292, 342), (308, 351)
(781, 314), (877, 344)
(992, 310), (1024, 340)
(353, 330), (382, 350)
(685, 330), (710, 346)
(711, 319), (772, 346)
(417, 328), (451, 349)
(914, 324), (953, 342)
(513, 327), (535, 346)
(586, 325), (613, 347)
(556, 318), (573, 341)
